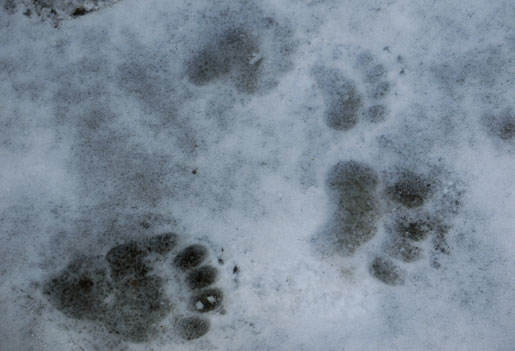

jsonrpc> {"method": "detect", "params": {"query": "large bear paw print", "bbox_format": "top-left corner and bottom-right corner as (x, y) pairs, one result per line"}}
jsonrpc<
(43, 233), (223, 342)
(317, 160), (462, 286)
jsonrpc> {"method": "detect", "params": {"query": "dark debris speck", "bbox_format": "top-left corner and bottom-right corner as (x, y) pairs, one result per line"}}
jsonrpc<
(72, 7), (88, 17)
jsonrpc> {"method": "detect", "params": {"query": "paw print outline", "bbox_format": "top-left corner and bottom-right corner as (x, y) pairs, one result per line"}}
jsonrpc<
(43, 232), (224, 342)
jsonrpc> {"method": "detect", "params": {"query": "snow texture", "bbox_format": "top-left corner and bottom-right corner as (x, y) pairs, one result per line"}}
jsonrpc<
(0, 0), (514, 350)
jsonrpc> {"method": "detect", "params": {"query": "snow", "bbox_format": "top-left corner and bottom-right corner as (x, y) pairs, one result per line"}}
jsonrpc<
(0, 0), (514, 350)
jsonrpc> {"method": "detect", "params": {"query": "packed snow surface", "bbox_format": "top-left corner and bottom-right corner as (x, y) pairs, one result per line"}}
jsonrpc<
(0, 0), (514, 350)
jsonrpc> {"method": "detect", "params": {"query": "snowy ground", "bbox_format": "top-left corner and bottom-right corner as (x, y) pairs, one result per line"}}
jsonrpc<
(0, 0), (514, 350)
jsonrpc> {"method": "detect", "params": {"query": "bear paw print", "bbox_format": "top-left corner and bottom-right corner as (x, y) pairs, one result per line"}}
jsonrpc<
(43, 233), (224, 343)
(317, 160), (462, 286)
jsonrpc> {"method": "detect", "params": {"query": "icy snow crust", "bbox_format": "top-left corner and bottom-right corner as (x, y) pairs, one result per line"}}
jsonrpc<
(0, 0), (514, 350)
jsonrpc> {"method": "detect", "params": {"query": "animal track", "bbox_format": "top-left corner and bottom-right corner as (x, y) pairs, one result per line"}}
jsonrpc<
(187, 27), (262, 94)
(369, 256), (405, 286)
(356, 52), (391, 101)
(186, 16), (295, 95)
(318, 160), (461, 285)
(312, 67), (364, 130)
(482, 107), (515, 142)
(385, 170), (433, 208)
(43, 233), (223, 342)
(312, 52), (392, 131)
(325, 160), (381, 254)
